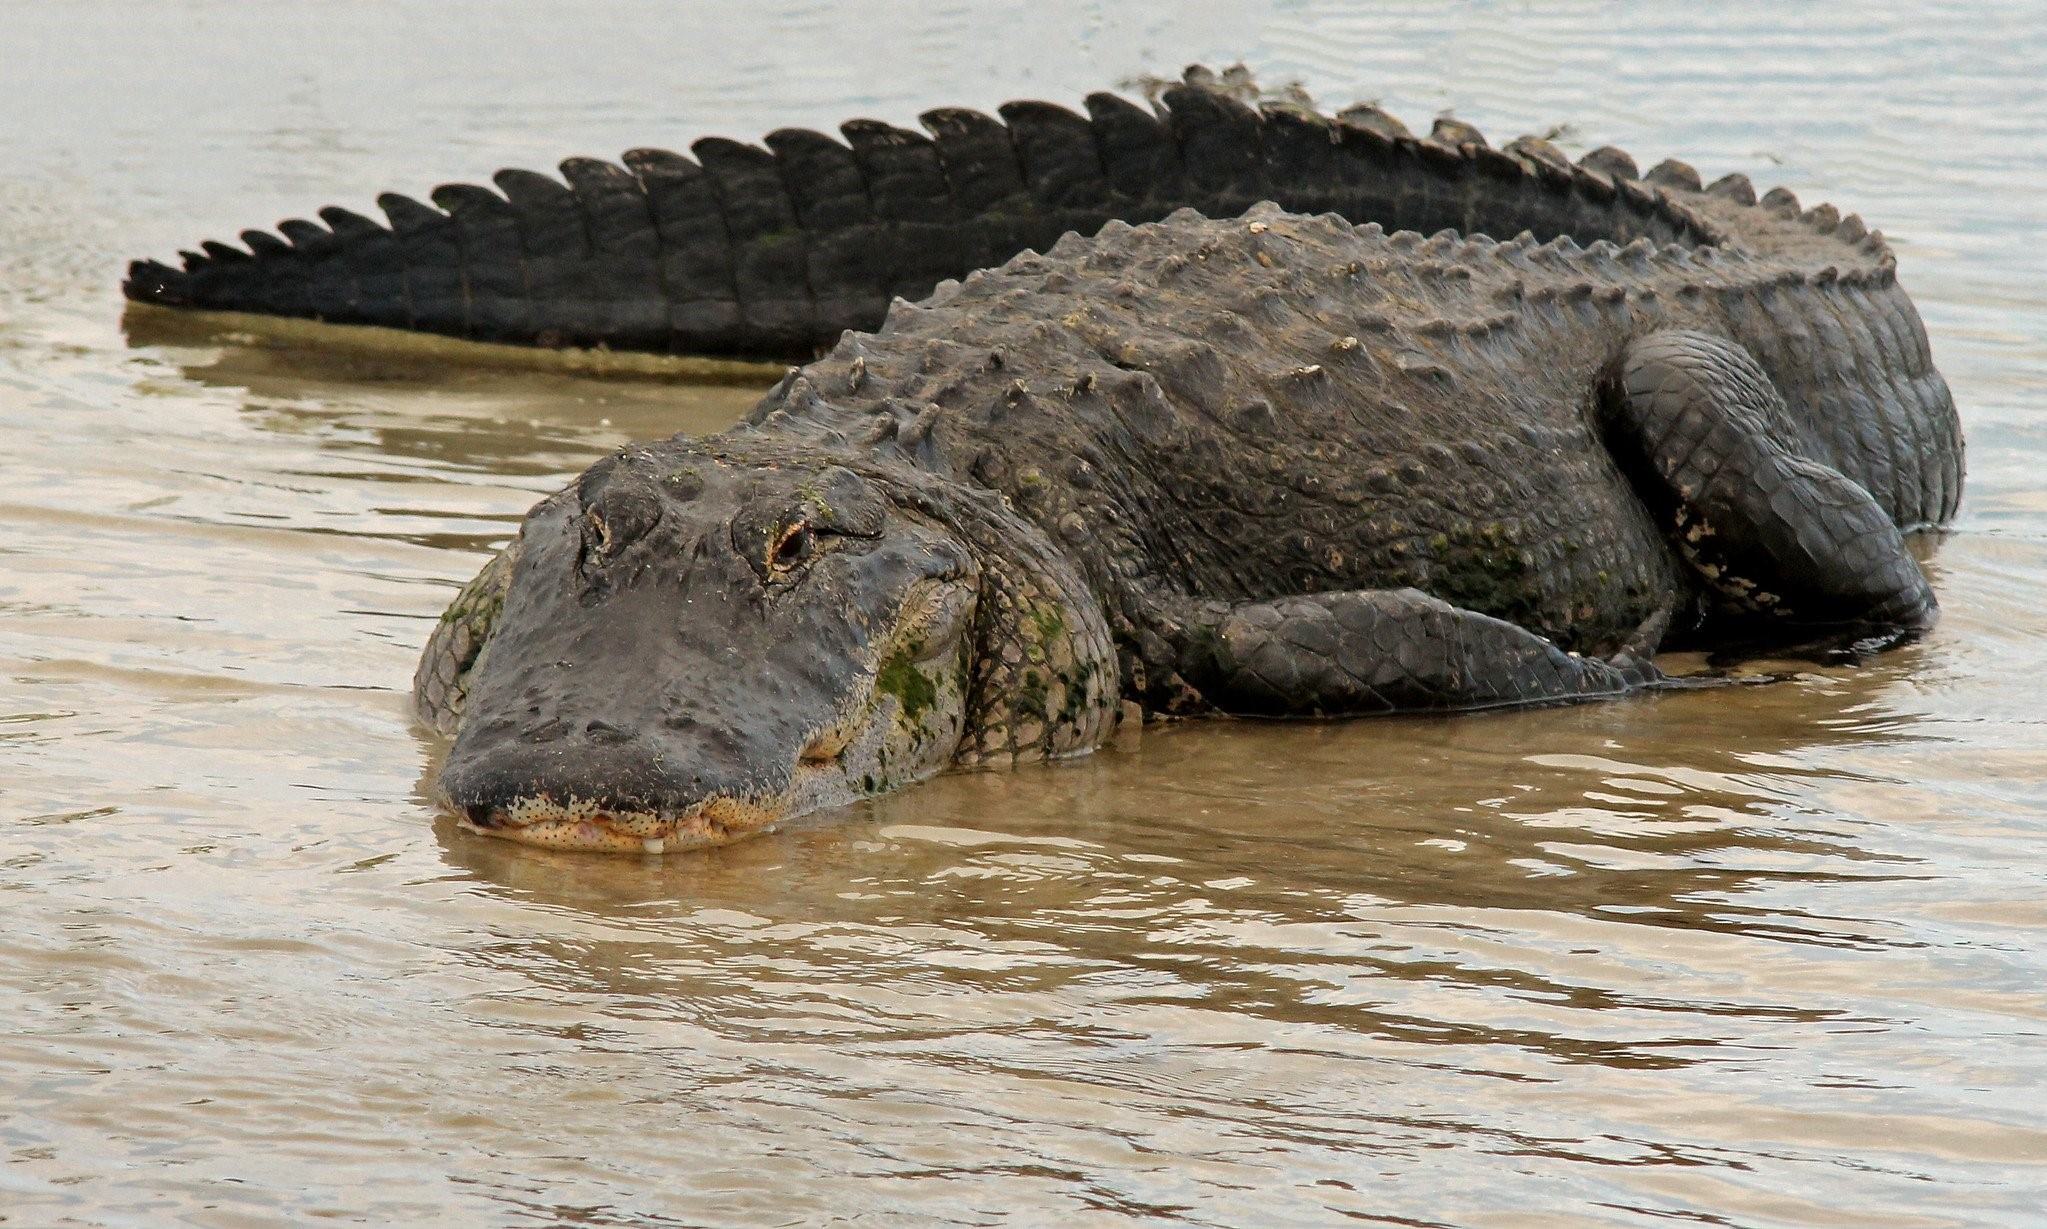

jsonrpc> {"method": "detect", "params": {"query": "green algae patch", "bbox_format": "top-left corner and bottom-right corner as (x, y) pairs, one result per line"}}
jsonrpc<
(876, 649), (938, 721)
(1421, 522), (1545, 628)
(1029, 604), (1066, 643)
(1015, 668), (1050, 720)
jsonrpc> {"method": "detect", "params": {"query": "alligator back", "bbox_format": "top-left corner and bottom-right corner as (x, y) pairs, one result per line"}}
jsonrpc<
(737, 197), (1958, 654)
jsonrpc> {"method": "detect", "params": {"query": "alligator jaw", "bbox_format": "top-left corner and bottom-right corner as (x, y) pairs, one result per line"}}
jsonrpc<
(454, 795), (780, 854)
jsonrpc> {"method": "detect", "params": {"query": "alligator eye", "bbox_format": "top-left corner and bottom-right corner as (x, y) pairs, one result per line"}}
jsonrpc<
(770, 523), (814, 571)
(585, 509), (614, 555)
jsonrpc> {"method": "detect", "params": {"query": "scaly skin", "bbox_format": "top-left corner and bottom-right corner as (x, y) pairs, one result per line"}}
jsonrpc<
(131, 67), (1722, 361)
(402, 91), (1960, 849)
(734, 197), (1953, 712)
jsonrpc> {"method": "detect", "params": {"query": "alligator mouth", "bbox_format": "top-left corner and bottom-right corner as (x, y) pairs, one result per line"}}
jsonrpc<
(440, 584), (960, 855)
(455, 795), (781, 853)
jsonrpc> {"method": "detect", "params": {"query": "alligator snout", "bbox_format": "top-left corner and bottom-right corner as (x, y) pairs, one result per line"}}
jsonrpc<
(440, 718), (788, 852)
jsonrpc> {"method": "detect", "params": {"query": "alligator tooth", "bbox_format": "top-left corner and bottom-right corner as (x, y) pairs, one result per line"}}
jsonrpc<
(642, 838), (666, 854)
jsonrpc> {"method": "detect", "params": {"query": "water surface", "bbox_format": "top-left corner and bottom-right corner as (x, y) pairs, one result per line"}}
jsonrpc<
(2, 2), (2044, 1224)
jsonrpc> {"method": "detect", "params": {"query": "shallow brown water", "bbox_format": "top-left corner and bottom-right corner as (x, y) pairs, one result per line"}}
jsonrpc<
(3, 2), (2045, 1225)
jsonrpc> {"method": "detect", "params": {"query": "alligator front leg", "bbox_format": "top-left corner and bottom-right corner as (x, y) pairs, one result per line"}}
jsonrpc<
(1173, 589), (1658, 718)
(1607, 331), (1937, 647)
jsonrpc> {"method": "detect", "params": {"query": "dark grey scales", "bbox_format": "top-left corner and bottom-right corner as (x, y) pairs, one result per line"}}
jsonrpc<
(128, 70), (1961, 852)
(129, 67), (1402, 359)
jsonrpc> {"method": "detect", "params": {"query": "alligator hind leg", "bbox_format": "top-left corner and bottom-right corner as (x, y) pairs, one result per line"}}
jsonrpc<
(1608, 331), (1936, 649)
(1176, 588), (1658, 717)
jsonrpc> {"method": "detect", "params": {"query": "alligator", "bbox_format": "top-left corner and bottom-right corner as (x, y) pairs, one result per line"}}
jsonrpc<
(128, 72), (1960, 853)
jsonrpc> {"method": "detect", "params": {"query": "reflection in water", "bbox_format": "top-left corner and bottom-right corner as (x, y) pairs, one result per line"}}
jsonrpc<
(134, 311), (770, 472)
(4, 1), (2046, 1225)
(401, 632), (2046, 1225)
(433, 668), (1932, 1082)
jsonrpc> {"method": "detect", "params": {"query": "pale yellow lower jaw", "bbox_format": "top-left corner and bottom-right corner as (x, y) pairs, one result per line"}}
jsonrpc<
(457, 816), (673, 853)
(455, 806), (778, 854)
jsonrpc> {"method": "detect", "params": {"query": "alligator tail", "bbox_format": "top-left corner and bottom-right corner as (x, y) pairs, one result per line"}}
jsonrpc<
(125, 67), (1872, 364)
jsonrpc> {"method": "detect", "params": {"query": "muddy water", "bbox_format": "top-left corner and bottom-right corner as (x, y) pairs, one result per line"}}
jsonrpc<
(3, 2), (2045, 1224)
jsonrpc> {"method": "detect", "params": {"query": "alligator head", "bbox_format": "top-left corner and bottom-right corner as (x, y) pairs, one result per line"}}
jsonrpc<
(427, 443), (990, 853)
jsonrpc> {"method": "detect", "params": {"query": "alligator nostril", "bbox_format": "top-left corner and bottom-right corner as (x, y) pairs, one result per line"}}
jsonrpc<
(522, 716), (569, 741)
(583, 718), (631, 745)
(585, 509), (614, 555)
(578, 475), (664, 563)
